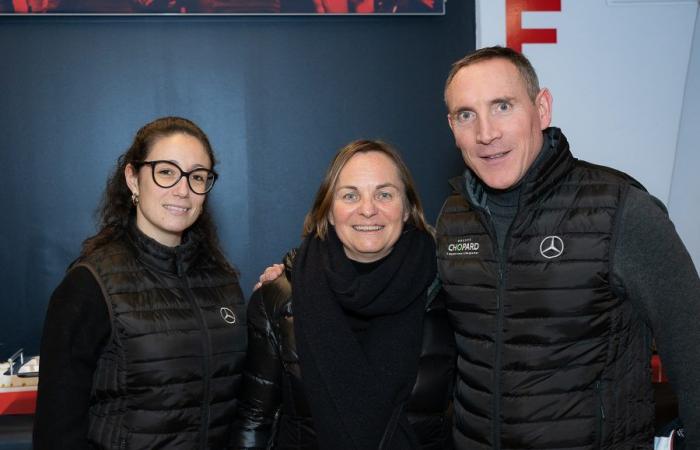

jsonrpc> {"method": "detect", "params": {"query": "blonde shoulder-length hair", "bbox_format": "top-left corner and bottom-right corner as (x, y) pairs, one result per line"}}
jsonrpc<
(302, 139), (432, 239)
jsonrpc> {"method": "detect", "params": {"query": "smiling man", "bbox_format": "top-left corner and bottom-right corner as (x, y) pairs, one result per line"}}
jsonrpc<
(438, 46), (699, 449)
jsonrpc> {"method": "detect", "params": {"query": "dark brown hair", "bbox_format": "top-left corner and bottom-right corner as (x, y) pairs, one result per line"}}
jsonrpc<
(302, 139), (431, 239)
(80, 116), (233, 271)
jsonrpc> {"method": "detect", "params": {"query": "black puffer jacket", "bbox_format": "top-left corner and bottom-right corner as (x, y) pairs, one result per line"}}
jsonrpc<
(231, 253), (455, 450)
(437, 128), (655, 449)
(79, 226), (247, 449)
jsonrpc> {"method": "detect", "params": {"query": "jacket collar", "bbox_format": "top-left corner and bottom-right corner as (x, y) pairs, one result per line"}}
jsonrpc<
(450, 127), (575, 212)
(127, 222), (202, 277)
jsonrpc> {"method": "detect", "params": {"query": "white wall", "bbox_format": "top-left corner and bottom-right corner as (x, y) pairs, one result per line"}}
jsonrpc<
(476, 0), (699, 267)
(669, 6), (700, 268)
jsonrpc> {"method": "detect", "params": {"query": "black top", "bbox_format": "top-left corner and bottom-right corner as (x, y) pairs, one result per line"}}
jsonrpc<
(33, 266), (109, 448)
(613, 187), (700, 445)
(485, 132), (553, 254)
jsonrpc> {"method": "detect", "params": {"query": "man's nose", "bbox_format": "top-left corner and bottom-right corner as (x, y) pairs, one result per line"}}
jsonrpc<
(476, 115), (500, 144)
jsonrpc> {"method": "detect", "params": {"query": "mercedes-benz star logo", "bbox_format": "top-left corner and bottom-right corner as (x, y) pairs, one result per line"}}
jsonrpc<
(220, 307), (237, 324)
(539, 235), (564, 259)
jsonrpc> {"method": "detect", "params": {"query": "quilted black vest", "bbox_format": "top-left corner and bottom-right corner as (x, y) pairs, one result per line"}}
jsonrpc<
(75, 226), (246, 449)
(436, 128), (654, 450)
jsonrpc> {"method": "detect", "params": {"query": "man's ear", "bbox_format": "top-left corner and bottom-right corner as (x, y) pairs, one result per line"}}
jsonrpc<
(447, 113), (455, 134)
(536, 88), (553, 130)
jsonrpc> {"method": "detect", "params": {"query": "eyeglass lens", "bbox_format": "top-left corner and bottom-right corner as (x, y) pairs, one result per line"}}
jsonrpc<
(152, 161), (215, 194)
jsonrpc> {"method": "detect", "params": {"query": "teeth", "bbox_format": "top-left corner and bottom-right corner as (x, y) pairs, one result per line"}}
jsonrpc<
(353, 225), (383, 231)
(486, 152), (507, 159)
(165, 205), (189, 212)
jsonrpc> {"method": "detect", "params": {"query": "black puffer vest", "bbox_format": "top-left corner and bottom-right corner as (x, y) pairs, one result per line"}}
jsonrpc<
(74, 226), (247, 450)
(436, 128), (654, 450)
(232, 252), (456, 450)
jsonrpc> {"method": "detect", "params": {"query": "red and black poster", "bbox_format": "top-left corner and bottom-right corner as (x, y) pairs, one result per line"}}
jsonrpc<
(0, 0), (444, 14)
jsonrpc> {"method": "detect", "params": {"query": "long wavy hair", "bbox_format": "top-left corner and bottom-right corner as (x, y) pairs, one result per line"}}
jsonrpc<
(302, 139), (431, 239)
(80, 116), (234, 273)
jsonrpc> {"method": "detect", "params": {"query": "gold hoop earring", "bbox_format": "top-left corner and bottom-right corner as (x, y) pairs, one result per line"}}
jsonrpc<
(131, 193), (139, 206)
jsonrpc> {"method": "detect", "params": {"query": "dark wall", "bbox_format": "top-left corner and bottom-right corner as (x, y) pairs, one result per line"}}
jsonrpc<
(0, 3), (474, 355)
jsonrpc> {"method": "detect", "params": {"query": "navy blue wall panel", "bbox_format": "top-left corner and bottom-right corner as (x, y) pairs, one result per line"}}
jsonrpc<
(0, 2), (474, 354)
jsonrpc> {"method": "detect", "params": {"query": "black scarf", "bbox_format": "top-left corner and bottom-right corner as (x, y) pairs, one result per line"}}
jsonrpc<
(292, 224), (437, 450)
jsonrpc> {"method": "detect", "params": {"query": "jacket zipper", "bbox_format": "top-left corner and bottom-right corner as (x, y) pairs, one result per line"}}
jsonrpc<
(460, 178), (516, 450)
(595, 380), (605, 448)
(182, 273), (212, 450)
(482, 210), (508, 450)
(494, 260), (505, 450)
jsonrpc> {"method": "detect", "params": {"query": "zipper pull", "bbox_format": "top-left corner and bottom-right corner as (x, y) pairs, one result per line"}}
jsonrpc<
(595, 381), (606, 420)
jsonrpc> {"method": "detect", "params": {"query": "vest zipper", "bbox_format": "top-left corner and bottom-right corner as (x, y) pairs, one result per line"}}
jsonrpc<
(595, 380), (605, 448)
(182, 274), (213, 450)
(494, 260), (505, 450)
(483, 211), (507, 450)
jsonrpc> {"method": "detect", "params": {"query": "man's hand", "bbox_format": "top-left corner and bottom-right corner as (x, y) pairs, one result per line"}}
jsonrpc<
(253, 263), (285, 291)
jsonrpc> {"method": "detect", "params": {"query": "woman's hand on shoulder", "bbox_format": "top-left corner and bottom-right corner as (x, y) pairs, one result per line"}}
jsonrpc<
(253, 263), (285, 291)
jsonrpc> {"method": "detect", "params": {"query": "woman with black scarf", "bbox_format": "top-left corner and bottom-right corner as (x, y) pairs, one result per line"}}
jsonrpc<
(231, 140), (455, 450)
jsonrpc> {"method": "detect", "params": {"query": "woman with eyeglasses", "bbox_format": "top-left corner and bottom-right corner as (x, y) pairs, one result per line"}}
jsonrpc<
(231, 140), (455, 450)
(33, 117), (246, 450)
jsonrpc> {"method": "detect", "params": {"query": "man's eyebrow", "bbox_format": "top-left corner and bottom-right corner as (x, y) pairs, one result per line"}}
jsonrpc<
(490, 96), (515, 105)
(449, 106), (473, 115)
(450, 96), (515, 113)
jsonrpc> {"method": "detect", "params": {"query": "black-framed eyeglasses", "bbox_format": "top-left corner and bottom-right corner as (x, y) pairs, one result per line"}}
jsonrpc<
(133, 160), (218, 195)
